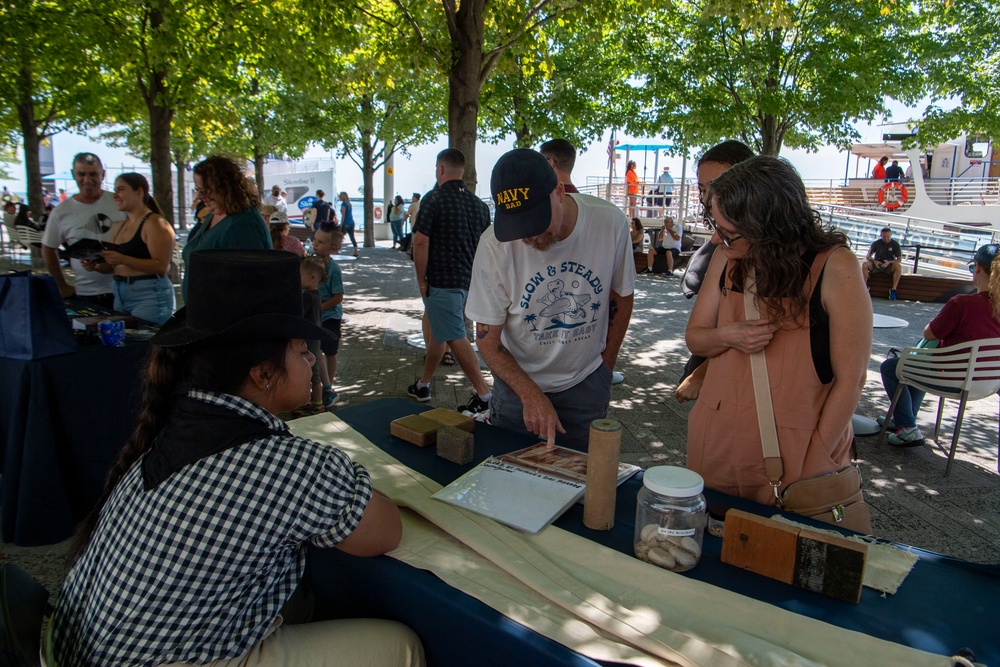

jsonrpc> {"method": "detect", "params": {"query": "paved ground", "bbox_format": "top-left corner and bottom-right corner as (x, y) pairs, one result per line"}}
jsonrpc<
(3, 241), (998, 596)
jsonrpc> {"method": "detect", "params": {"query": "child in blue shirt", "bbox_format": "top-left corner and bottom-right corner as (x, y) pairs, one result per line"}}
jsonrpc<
(311, 227), (344, 407)
(292, 255), (329, 416)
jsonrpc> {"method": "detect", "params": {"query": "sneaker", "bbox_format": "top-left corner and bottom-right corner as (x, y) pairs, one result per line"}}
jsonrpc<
(407, 382), (431, 403)
(612, 371), (625, 385)
(876, 415), (897, 430)
(889, 288), (897, 300)
(322, 387), (338, 408)
(665, 269), (673, 276)
(643, 268), (652, 273)
(458, 394), (489, 415)
(887, 426), (924, 448)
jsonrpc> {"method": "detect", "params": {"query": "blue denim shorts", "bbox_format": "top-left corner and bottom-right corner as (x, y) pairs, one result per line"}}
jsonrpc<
(112, 275), (175, 325)
(423, 287), (468, 344)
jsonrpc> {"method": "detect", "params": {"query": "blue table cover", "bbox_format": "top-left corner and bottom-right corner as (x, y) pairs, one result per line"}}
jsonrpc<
(311, 398), (999, 666)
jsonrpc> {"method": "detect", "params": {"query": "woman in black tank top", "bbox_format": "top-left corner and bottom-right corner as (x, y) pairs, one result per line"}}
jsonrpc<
(98, 173), (177, 325)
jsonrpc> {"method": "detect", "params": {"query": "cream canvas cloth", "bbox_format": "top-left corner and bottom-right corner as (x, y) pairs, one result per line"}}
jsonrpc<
(292, 414), (953, 667)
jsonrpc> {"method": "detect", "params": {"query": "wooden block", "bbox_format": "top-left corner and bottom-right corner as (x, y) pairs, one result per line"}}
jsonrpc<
(389, 415), (441, 447)
(436, 426), (474, 465)
(421, 408), (475, 433)
(721, 510), (800, 584)
(793, 529), (868, 604)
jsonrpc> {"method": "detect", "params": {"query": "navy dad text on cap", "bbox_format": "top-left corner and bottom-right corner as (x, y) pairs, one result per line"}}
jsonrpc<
(490, 148), (558, 242)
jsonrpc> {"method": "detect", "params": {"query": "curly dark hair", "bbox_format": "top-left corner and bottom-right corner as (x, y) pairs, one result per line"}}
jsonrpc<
(193, 155), (257, 216)
(708, 155), (849, 326)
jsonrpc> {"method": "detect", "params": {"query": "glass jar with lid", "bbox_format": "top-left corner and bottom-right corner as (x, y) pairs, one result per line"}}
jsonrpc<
(634, 466), (707, 572)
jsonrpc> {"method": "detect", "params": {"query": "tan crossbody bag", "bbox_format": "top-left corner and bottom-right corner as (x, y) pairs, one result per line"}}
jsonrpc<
(744, 270), (873, 534)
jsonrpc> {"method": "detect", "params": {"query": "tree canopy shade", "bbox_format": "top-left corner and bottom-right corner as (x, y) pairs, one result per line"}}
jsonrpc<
(319, 4), (446, 246)
(479, 6), (637, 149)
(390, 0), (585, 189)
(628, 0), (926, 155)
(0, 1), (104, 218)
(909, 0), (1000, 147)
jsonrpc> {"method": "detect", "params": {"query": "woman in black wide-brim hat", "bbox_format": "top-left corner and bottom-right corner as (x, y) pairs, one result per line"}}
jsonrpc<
(52, 250), (424, 667)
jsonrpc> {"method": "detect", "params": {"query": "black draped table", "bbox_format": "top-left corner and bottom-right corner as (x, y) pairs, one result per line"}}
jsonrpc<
(0, 341), (147, 545)
(309, 398), (1000, 667)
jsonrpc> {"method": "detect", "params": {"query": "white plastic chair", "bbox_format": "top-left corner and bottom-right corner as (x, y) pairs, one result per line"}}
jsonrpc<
(15, 226), (44, 250)
(878, 337), (1000, 476)
(170, 242), (184, 286)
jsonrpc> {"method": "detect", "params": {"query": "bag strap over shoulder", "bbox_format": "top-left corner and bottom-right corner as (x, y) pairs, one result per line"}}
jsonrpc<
(744, 269), (785, 498)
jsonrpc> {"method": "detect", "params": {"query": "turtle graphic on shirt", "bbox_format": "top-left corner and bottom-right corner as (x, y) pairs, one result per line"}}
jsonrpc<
(538, 279), (591, 329)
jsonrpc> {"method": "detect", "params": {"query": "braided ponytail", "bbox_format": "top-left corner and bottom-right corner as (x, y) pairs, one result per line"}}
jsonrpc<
(70, 346), (190, 560)
(70, 340), (289, 561)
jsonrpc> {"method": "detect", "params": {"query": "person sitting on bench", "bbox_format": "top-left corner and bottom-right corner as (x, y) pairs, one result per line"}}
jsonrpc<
(645, 217), (682, 275)
(862, 227), (902, 300)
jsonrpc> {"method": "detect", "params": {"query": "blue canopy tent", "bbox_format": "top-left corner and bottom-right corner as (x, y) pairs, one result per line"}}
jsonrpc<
(41, 171), (75, 181)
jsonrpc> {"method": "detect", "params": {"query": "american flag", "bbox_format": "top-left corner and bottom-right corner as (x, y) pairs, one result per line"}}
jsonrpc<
(607, 133), (619, 167)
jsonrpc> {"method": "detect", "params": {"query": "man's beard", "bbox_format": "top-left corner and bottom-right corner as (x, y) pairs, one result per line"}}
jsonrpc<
(522, 231), (557, 251)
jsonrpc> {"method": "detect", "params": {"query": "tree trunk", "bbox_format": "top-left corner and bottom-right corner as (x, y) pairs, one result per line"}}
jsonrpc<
(362, 141), (375, 247)
(175, 158), (187, 231)
(760, 113), (782, 156)
(149, 96), (175, 225)
(146, 9), (174, 225)
(448, 2), (486, 192)
(254, 153), (265, 197)
(15, 66), (45, 221)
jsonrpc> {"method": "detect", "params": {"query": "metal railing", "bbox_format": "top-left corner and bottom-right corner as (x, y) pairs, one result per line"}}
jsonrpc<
(815, 204), (997, 278)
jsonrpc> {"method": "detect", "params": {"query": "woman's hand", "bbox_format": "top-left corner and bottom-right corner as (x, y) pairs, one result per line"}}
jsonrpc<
(675, 360), (709, 404)
(720, 318), (776, 354)
(101, 249), (127, 267)
(79, 258), (102, 273)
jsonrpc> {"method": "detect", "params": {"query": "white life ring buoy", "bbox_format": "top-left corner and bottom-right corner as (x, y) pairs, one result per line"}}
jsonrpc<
(877, 182), (908, 210)
(374, 206), (383, 220)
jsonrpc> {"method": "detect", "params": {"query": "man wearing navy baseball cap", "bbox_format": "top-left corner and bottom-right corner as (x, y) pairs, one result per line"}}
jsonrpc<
(466, 148), (635, 450)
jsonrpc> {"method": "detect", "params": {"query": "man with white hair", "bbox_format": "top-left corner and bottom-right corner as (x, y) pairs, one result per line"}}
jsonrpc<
(41, 152), (125, 307)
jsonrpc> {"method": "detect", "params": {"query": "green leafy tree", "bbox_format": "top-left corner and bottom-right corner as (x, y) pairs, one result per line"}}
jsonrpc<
(910, 0), (1000, 146)
(0, 1), (104, 218)
(390, 0), (585, 188)
(320, 10), (446, 246)
(629, 0), (926, 155)
(479, 6), (635, 148)
(82, 0), (262, 224)
(101, 102), (224, 229)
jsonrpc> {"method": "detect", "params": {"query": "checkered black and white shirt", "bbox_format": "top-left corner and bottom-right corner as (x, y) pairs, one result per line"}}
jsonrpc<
(53, 390), (373, 667)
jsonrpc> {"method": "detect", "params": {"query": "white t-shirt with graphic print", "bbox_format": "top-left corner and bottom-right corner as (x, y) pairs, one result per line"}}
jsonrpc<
(467, 193), (635, 393)
(42, 192), (124, 295)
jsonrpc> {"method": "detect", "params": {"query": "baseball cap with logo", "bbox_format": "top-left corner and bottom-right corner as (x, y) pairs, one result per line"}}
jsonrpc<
(969, 243), (1000, 273)
(490, 148), (558, 242)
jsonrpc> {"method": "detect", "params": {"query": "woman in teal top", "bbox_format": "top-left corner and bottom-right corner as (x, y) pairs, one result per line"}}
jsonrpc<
(183, 156), (270, 301)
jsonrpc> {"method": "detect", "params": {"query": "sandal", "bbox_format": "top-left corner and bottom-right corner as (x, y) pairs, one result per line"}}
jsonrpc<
(442, 351), (456, 366)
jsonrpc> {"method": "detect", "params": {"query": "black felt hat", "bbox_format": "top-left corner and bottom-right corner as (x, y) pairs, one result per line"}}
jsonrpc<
(151, 249), (332, 347)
